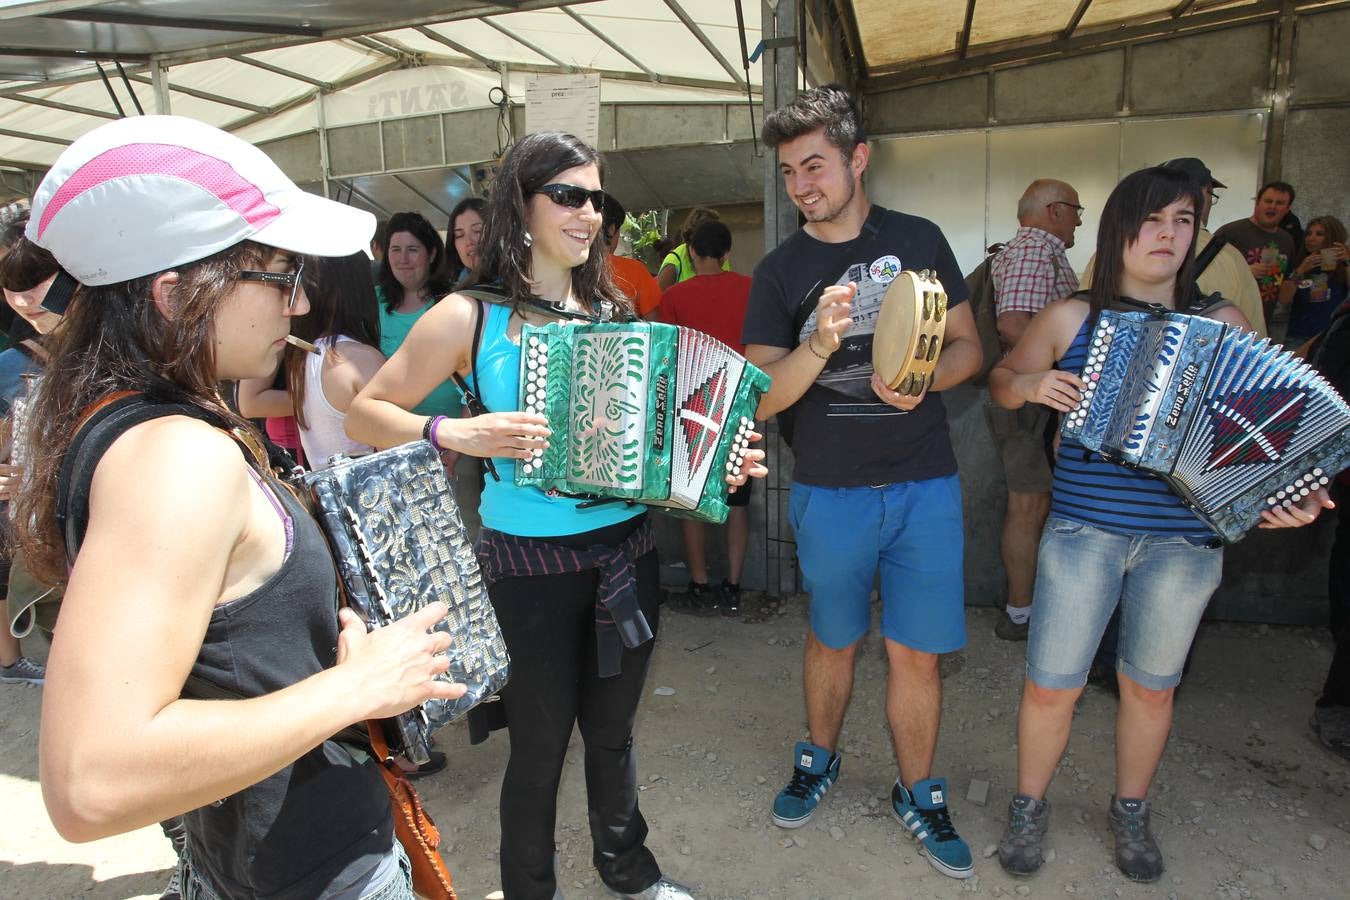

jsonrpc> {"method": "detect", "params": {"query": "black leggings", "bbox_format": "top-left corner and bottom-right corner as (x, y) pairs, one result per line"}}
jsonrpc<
(491, 539), (662, 900)
(1321, 483), (1350, 707)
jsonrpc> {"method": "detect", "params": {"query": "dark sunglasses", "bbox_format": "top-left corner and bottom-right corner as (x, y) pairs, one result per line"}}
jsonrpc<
(238, 257), (306, 309)
(534, 183), (605, 212)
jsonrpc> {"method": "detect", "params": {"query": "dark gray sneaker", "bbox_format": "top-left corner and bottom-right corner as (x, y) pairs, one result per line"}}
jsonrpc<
(994, 611), (1029, 641)
(998, 793), (1049, 876)
(1312, 705), (1350, 763)
(0, 656), (45, 685)
(1108, 795), (1164, 883)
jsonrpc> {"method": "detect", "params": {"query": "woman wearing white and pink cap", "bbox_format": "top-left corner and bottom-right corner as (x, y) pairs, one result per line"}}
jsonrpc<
(14, 115), (464, 899)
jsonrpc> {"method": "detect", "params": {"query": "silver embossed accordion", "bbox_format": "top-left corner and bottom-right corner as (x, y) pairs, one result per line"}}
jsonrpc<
(303, 440), (509, 764)
(1061, 309), (1350, 542)
(515, 321), (770, 524)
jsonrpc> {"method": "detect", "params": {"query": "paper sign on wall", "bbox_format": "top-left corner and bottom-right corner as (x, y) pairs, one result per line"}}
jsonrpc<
(525, 73), (602, 147)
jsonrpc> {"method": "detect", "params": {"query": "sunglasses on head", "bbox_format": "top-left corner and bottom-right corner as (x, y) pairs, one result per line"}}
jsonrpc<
(534, 183), (605, 212)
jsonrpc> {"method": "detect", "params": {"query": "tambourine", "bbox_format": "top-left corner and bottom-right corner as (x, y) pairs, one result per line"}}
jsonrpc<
(872, 269), (948, 396)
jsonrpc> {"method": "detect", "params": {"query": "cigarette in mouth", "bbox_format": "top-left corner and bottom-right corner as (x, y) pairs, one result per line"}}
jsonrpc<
(284, 334), (319, 354)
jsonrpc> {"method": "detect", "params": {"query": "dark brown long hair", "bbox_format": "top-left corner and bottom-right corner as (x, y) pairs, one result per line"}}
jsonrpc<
(377, 211), (451, 313)
(1087, 166), (1203, 318)
(283, 252), (381, 430)
(15, 241), (266, 585)
(0, 214), (63, 346)
(474, 131), (627, 318)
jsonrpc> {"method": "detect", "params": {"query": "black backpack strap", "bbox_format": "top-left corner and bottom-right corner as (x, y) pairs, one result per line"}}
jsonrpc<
(1194, 233), (1228, 278)
(56, 394), (247, 564)
(450, 296), (500, 482)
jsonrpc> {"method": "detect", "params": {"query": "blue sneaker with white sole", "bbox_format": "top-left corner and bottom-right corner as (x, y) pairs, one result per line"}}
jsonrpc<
(771, 741), (839, 828)
(891, 777), (974, 879)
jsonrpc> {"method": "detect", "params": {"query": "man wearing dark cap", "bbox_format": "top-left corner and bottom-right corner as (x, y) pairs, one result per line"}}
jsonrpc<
(1082, 157), (1266, 338)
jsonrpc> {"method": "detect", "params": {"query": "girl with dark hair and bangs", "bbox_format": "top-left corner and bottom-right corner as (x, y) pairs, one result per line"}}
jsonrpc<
(988, 167), (1331, 884)
(349, 131), (765, 900)
(17, 116), (464, 900)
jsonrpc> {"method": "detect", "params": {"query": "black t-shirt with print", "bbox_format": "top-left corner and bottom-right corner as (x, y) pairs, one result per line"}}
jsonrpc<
(743, 206), (970, 487)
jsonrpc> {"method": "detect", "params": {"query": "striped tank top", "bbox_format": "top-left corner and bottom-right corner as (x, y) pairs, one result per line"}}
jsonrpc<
(1050, 312), (1215, 537)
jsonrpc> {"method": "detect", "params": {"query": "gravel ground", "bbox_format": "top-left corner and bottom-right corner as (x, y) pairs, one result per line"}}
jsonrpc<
(2, 599), (1348, 900)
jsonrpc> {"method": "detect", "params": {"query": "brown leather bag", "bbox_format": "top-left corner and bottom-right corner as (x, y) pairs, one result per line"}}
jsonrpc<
(368, 722), (458, 900)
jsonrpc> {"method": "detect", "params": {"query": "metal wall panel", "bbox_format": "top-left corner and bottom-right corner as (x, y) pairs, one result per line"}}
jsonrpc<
(866, 130), (989, 277)
(258, 132), (322, 184)
(381, 116), (445, 171)
(326, 123), (383, 177)
(869, 113), (1267, 276)
(988, 123), (1119, 274)
(993, 50), (1124, 123)
(1282, 107), (1350, 235)
(442, 108), (503, 166)
(1120, 113), (1266, 220)
(615, 104), (726, 150)
(869, 75), (990, 134)
(1292, 7), (1350, 104)
(1130, 24), (1272, 114)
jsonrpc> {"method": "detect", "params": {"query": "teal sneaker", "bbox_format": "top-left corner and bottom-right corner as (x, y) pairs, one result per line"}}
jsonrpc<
(771, 741), (839, 828)
(891, 777), (974, 879)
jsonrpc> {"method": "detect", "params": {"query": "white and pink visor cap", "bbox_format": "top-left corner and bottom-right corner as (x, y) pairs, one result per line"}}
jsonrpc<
(27, 115), (374, 286)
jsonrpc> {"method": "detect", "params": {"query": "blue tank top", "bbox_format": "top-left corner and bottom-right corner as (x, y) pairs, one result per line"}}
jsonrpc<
(1050, 312), (1215, 538)
(469, 303), (645, 537)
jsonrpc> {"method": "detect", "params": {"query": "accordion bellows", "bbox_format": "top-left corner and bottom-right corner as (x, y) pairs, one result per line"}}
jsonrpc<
(303, 441), (509, 764)
(516, 321), (770, 524)
(1062, 309), (1350, 542)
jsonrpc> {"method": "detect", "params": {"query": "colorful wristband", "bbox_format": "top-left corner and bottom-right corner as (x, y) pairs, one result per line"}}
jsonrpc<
(424, 415), (448, 450)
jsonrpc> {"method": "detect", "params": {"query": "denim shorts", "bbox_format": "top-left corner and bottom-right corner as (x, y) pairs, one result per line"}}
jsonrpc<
(178, 840), (413, 900)
(1027, 516), (1223, 691)
(789, 475), (966, 652)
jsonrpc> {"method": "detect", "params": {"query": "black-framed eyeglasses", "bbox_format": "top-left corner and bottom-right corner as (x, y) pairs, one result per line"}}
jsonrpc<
(534, 183), (605, 212)
(1048, 201), (1085, 216)
(1208, 189), (1222, 205)
(238, 257), (305, 310)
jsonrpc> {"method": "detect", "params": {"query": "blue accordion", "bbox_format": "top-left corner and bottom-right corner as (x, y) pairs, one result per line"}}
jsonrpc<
(1061, 309), (1350, 542)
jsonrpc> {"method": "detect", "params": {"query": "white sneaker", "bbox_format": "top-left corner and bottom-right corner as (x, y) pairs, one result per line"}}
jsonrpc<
(608, 877), (696, 899)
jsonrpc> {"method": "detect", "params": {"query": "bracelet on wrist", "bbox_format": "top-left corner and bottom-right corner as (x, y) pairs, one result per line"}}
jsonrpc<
(423, 415), (448, 450)
(806, 334), (830, 361)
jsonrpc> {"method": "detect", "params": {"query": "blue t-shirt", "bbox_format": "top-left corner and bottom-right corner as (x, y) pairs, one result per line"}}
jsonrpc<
(1050, 310), (1213, 537)
(375, 286), (464, 418)
(468, 303), (644, 537)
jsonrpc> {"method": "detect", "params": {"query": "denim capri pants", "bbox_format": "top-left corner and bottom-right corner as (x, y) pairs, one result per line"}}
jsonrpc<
(1026, 516), (1223, 691)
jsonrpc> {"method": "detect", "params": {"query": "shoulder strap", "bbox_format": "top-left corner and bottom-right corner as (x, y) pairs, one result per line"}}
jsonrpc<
(1194, 234), (1228, 277)
(55, 393), (250, 565)
(790, 204), (888, 341)
(449, 297), (501, 483)
(459, 283), (608, 323)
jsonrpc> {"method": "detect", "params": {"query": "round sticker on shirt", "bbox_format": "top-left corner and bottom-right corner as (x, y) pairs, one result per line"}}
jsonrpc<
(869, 255), (901, 284)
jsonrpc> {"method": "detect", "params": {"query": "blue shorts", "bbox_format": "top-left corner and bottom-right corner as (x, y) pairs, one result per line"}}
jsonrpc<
(1027, 516), (1223, 691)
(789, 476), (966, 653)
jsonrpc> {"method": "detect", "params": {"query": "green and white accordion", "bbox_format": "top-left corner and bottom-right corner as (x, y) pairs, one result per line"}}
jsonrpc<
(517, 321), (770, 523)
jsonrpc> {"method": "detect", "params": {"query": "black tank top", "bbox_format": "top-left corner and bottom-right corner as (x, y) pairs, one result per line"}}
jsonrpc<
(183, 482), (393, 899)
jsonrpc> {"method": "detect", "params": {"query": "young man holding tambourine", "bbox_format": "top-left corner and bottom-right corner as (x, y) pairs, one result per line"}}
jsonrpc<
(743, 84), (984, 881)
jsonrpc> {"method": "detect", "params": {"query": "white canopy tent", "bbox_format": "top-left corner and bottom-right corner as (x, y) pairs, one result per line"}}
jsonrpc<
(0, 0), (764, 171)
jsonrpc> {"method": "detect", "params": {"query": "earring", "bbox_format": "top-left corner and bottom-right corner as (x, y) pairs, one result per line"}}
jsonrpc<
(523, 230), (534, 248)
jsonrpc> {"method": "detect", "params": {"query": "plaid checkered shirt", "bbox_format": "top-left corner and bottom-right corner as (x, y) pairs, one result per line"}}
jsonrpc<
(990, 225), (1080, 316)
